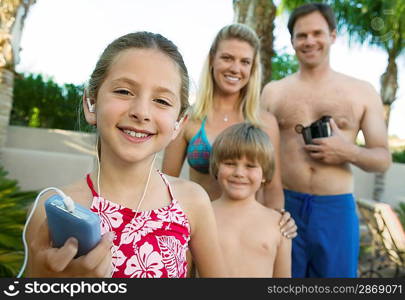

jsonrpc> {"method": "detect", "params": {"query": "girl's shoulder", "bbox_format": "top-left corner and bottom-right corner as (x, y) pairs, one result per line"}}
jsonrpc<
(164, 175), (210, 204)
(37, 179), (92, 209)
(162, 174), (212, 224)
(60, 179), (93, 208)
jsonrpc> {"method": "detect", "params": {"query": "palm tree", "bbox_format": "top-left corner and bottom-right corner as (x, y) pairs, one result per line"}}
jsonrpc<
(0, 0), (35, 148)
(233, 0), (277, 84)
(282, 0), (404, 201)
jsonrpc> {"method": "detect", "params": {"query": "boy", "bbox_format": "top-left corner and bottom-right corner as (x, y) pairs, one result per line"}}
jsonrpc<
(210, 123), (291, 277)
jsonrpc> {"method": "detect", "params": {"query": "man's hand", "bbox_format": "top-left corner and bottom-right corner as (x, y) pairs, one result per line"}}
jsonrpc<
(303, 118), (358, 164)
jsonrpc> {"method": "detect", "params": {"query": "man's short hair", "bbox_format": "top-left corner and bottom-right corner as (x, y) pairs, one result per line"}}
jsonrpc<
(209, 123), (274, 183)
(287, 2), (336, 36)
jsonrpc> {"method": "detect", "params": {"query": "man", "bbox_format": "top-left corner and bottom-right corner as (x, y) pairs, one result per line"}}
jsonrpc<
(261, 3), (391, 278)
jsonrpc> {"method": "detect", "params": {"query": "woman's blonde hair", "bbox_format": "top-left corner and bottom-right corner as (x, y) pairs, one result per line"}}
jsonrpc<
(210, 123), (274, 183)
(192, 23), (262, 125)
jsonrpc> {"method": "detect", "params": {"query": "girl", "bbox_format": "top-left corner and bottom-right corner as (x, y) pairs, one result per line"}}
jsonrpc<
(24, 32), (225, 278)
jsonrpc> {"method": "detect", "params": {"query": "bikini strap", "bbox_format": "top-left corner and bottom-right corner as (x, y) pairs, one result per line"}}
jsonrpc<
(86, 174), (99, 197)
(157, 170), (175, 202)
(201, 117), (207, 129)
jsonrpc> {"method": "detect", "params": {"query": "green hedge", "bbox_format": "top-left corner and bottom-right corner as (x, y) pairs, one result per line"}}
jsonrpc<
(392, 149), (405, 164)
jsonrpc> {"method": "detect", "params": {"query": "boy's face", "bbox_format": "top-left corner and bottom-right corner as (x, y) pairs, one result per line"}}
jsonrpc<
(217, 156), (264, 201)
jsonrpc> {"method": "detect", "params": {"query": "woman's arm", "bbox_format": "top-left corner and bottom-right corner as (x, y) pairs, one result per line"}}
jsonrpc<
(259, 110), (284, 210)
(272, 235), (292, 278)
(259, 111), (297, 239)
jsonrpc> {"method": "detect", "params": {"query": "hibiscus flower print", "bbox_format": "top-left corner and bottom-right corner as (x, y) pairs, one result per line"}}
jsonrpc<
(111, 248), (126, 267)
(156, 201), (189, 229)
(157, 236), (187, 278)
(124, 242), (163, 278)
(120, 212), (163, 245)
(93, 197), (123, 233)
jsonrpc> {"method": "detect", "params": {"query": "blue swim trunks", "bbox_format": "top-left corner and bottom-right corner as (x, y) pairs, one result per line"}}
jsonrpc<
(284, 189), (359, 278)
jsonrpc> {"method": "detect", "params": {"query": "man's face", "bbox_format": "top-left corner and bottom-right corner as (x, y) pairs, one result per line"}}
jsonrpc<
(291, 11), (336, 68)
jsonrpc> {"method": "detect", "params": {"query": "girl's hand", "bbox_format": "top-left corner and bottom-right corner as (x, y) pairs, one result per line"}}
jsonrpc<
(28, 220), (113, 277)
(278, 210), (297, 239)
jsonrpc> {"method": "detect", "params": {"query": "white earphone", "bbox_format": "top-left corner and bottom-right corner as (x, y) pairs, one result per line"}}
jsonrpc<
(174, 117), (185, 131)
(86, 98), (95, 113)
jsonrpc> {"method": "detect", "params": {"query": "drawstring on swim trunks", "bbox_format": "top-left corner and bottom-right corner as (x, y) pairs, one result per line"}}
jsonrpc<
(300, 194), (314, 224)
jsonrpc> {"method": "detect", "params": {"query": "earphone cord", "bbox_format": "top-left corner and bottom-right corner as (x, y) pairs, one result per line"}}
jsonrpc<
(101, 153), (157, 277)
(96, 135), (101, 197)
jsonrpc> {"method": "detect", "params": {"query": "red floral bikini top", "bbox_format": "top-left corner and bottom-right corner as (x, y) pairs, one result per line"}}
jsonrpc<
(87, 170), (191, 278)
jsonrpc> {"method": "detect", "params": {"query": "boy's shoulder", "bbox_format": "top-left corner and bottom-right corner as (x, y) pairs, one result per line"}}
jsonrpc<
(252, 204), (284, 236)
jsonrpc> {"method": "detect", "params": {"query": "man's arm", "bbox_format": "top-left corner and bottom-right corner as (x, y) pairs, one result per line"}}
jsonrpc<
(350, 83), (391, 172)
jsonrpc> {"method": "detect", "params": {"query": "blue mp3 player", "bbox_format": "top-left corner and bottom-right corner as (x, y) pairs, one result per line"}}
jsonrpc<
(45, 194), (101, 257)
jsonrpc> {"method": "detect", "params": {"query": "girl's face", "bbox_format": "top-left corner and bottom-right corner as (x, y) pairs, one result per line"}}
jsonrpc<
(91, 48), (182, 163)
(217, 156), (263, 201)
(211, 39), (254, 97)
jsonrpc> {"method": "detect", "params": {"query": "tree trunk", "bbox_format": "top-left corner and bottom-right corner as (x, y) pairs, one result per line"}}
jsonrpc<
(0, 69), (14, 147)
(0, 0), (35, 148)
(233, 0), (276, 85)
(372, 53), (398, 202)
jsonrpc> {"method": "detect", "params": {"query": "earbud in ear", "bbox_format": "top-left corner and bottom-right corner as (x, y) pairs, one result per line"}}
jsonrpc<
(174, 121), (179, 131)
(86, 98), (95, 113)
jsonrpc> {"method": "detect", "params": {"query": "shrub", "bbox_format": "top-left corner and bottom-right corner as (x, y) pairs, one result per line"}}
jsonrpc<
(392, 149), (405, 164)
(0, 166), (37, 277)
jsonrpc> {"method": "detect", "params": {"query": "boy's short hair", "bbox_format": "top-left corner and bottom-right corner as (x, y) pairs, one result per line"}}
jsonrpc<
(210, 123), (274, 183)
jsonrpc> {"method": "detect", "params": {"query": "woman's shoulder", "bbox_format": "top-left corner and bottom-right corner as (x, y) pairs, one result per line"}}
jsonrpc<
(183, 116), (204, 141)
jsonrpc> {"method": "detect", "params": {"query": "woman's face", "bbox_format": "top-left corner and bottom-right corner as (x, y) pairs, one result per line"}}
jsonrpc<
(211, 39), (255, 97)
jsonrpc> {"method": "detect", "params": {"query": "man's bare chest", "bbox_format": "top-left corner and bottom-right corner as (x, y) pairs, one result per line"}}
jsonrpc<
(274, 88), (363, 132)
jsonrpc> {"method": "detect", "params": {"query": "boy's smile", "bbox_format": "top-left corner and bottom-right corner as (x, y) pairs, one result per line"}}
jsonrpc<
(217, 156), (264, 201)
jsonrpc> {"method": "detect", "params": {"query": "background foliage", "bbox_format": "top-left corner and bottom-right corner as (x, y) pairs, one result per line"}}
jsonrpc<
(271, 51), (299, 81)
(0, 165), (37, 277)
(392, 149), (405, 164)
(11, 73), (84, 131)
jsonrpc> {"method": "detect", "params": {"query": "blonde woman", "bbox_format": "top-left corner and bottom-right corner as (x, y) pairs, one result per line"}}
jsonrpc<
(163, 24), (296, 238)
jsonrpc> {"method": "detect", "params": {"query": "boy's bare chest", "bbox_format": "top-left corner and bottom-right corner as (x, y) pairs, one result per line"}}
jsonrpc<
(219, 219), (278, 255)
(274, 86), (363, 132)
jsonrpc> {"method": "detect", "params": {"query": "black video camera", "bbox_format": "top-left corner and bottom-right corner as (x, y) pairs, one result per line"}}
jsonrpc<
(295, 116), (332, 145)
